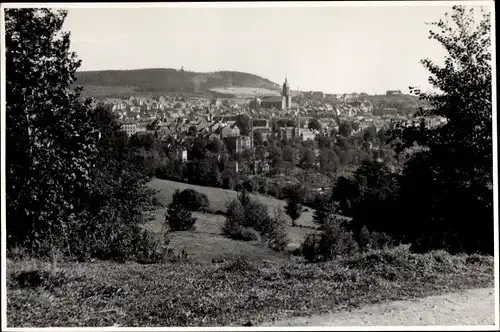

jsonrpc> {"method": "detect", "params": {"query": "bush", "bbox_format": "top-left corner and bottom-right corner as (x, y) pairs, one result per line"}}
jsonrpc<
(264, 208), (290, 252)
(302, 216), (358, 262)
(178, 189), (210, 212)
(242, 200), (271, 233)
(222, 176), (235, 190)
(132, 230), (172, 264)
(320, 218), (359, 260)
(243, 179), (259, 193)
(222, 199), (246, 237)
(301, 233), (322, 262)
(235, 227), (262, 242)
(223, 193), (274, 243)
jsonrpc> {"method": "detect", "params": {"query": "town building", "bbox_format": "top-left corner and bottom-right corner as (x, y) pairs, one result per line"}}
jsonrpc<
(121, 123), (138, 136)
(223, 135), (251, 154)
(221, 123), (240, 138)
(253, 126), (272, 141)
(258, 77), (292, 110)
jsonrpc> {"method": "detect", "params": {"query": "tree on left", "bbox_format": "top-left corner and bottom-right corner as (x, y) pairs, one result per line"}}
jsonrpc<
(5, 9), (161, 262)
(6, 9), (100, 253)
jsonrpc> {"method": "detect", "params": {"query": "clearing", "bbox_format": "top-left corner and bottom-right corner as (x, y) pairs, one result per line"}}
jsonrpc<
(146, 178), (318, 263)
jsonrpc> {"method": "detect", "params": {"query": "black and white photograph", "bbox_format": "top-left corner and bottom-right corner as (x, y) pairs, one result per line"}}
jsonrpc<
(1, 1), (497, 329)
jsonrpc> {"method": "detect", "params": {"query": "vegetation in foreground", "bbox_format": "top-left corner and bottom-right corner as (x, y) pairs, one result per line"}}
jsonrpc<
(7, 247), (494, 327)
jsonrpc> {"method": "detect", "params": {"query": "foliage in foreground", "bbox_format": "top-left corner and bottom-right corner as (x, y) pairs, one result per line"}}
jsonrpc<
(7, 247), (494, 327)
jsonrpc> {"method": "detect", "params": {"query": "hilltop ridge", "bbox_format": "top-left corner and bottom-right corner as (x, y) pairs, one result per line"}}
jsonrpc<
(75, 68), (281, 98)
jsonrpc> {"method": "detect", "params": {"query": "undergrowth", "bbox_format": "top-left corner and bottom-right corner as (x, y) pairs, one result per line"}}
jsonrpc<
(6, 246), (494, 327)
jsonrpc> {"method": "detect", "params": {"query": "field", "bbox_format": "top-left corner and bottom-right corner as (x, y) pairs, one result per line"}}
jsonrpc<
(146, 178), (317, 262)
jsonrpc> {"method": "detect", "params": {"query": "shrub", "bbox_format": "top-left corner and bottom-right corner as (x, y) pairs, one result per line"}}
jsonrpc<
(178, 189), (210, 212)
(222, 175), (236, 190)
(132, 230), (171, 264)
(243, 179), (259, 193)
(320, 218), (359, 260)
(358, 225), (372, 251)
(312, 201), (339, 225)
(222, 194), (273, 243)
(264, 208), (290, 252)
(10, 268), (81, 290)
(166, 190), (197, 231)
(222, 199), (246, 237)
(302, 216), (358, 262)
(242, 200), (271, 233)
(236, 227), (262, 242)
(301, 233), (322, 262)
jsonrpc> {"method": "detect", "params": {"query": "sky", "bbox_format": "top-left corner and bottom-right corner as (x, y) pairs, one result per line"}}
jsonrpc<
(60, 2), (492, 95)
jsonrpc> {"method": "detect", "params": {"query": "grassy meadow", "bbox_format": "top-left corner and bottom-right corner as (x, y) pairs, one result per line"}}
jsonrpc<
(146, 178), (317, 262)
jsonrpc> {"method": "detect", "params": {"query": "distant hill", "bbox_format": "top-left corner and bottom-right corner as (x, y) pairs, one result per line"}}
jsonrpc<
(75, 68), (281, 98)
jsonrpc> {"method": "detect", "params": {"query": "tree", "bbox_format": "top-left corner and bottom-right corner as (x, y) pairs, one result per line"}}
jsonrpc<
(362, 126), (377, 143)
(339, 121), (353, 137)
(389, 6), (493, 254)
(377, 128), (388, 144)
(313, 201), (340, 225)
(72, 107), (159, 260)
(188, 125), (198, 137)
(5, 9), (101, 253)
(236, 113), (251, 135)
(191, 137), (207, 159)
(282, 145), (297, 163)
(319, 149), (340, 175)
(267, 145), (283, 166)
(308, 118), (321, 131)
(166, 190), (197, 231)
(253, 131), (263, 146)
(208, 159), (222, 187)
(336, 136), (350, 150)
(285, 185), (304, 227)
(331, 160), (399, 236)
(129, 133), (156, 150)
(207, 137), (222, 153)
(301, 148), (316, 169)
(185, 159), (210, 185)
(256, 145), (268, 160)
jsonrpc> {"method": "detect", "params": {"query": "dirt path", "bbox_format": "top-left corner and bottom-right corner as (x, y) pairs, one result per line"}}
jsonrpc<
(261, 288), (497, 327)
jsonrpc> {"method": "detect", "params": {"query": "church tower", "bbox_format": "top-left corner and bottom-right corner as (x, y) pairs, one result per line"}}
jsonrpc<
(282, 76), (291, 108)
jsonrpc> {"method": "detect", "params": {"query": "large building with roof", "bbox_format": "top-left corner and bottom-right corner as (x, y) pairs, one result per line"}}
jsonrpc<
(251, 77), (292, 111)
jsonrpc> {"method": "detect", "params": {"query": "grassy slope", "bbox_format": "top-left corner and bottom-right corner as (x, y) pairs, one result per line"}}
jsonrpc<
(146, 178), (317, 263)
(7, 249), (494, 327)
(75, 69), (279, 97)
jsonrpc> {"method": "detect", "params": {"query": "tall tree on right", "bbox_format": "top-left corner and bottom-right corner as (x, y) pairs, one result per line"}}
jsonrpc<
(389, 6), (493, 254)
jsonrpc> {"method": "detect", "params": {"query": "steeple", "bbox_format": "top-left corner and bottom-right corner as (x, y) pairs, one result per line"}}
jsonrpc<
(282, 76), (290, 97)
